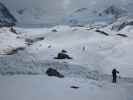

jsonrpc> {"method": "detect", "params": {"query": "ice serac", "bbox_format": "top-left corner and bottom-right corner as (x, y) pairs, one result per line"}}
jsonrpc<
(0, 2), (16, 27)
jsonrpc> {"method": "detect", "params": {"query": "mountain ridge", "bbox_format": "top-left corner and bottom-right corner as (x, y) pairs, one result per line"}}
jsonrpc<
(0, 2), (16, 27)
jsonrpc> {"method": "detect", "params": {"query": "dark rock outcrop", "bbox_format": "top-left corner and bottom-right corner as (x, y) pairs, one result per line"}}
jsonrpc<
(116, 33), (128, 37)
(52, 29), (57, 32)
(5, 47), (25, 55)
(0, 2), (16, 27)
(111, 19), (133, 31)
(10, 27), (18, 34)
(54, 50), (72, 59)
(61, 50), (67, 53)
(46, 68), (64, 78)
(70, 86), (80, 89)
(116, 21), (133, 31)
(100, 5), (126, 19)
(25, 37), (45, 46)
(74, 8), (88, 13)
(96, 30), (109, 36)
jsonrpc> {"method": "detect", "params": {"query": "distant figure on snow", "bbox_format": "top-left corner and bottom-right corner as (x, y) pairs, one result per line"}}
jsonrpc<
(112, 68), (119, 83)
(82, 46), (86, 51)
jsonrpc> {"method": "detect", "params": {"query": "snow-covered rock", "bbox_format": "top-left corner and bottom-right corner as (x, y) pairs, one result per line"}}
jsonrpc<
(0, 27), (25, 55)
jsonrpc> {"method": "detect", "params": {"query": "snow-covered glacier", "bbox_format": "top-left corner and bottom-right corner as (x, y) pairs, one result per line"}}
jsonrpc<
(0, 0), (133, 100)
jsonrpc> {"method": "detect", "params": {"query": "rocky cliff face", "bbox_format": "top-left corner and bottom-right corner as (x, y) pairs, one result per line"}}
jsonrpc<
(0, 2), (16, 27)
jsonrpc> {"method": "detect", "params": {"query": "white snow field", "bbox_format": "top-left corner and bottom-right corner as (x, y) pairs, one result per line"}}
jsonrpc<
(12, 25), (133, 77)
(0, 76), (133, 100)
(0, 23), (133, 100)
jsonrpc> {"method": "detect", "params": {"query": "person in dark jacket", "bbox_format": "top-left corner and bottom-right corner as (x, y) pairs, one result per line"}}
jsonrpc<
(112, 68), (119, 83)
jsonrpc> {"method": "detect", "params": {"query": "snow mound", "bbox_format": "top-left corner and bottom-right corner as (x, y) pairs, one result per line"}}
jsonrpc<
(0, 27), (25, 55)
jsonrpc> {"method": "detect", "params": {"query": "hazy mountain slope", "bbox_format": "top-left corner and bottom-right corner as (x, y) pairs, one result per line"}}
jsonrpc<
(64, 5), (127, 26)
(1, 0), (133, 27)
(0, 2), (16, 27)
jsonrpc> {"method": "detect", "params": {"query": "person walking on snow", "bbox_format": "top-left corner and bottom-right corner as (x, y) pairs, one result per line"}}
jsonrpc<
(112, 68), (119, 83)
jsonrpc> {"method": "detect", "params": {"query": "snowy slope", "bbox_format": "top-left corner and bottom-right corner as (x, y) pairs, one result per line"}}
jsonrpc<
(0, 12), (133, 100)
(1, 1), (133, 100)
(14, 25), (133, 77)
(0, 24), (133, 78)
(0, 27), (25, 55)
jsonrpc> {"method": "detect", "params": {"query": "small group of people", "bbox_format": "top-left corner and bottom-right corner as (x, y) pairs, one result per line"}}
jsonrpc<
(112, 68), (119, 83)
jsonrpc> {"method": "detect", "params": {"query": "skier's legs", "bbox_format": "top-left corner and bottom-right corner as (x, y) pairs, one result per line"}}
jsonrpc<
(112, 75), (117, 83)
